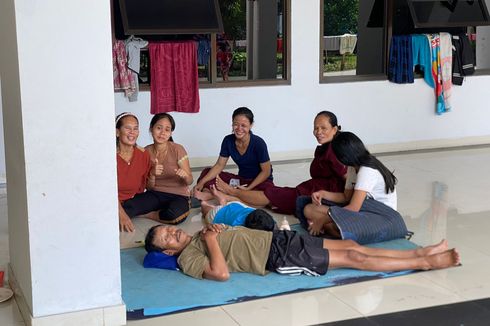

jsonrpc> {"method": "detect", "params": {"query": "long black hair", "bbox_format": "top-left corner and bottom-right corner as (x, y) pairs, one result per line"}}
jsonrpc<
(332, 131), (397, 193)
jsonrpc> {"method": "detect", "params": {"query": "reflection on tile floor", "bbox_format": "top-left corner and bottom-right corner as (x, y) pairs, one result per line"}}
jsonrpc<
(1, 147), (490, 325)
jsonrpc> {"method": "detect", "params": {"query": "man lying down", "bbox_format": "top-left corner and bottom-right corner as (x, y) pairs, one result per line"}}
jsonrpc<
(144, 207), (460, 281)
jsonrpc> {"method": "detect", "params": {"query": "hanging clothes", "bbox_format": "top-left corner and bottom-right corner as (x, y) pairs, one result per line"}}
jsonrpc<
(113, 40), (136, 98)
(149, 41), (200, 114)
(339, 34), (357, 54)
(197, 38), (211, 65)
(412, 34), (434, 88)
(439, 33), (452, 112)
(452, 33), (475, 86)
(388, 35), (414, 84)
(125, 36), (148, 102)
(427, 34), (446, 115)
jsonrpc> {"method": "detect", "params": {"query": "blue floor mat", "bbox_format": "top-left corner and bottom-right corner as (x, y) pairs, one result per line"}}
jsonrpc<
(121, 238), (418, 318)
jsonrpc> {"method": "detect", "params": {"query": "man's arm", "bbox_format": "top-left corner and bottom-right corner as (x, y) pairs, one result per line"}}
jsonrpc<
(201, 224), (230, 281)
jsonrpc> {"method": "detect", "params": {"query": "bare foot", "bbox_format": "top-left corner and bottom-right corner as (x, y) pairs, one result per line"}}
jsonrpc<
(215, 176), (237, 195)
(139, 210), (160, 222)
(200, 200), (215, 223)
(210, 185), (227, 206)
(417, 239), (449, 257)
(201, 200), (214, 211)
(194, 189), (214, 201)
(425, 249), (460, 270)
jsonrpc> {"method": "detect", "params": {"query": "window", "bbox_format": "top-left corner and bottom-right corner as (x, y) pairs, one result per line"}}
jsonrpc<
(214, 0), (289, 84)
(320, 0), (388, 82)
(320, 0), (490, 83)
(112, 0), (290, 90)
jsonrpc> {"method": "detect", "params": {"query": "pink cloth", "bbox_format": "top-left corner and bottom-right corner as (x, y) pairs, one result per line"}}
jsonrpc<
(149, 41), (200, 114)
(113, 40), (136, 98)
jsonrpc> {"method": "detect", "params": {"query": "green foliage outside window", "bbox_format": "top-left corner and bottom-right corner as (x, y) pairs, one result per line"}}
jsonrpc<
(324, 0), (359, 36)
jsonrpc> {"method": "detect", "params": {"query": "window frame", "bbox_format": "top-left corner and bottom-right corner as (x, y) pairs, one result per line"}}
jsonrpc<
(320, 0), (490, 84)
(119, 0), (291, 92)
(319, 0), (391, 84)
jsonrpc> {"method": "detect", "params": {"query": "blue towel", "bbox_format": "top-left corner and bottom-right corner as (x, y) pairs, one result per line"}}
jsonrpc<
(412, 34), (435, 87)
(388, 35), (414, 84)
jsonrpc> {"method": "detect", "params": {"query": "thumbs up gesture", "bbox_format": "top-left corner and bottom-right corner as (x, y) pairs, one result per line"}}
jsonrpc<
(153, 158), (164, 176)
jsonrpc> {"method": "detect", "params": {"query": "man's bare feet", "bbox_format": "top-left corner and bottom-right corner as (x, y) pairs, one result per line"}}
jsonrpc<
(210, 185), (227, 206)
(425, 249), (460, 270)
(215, 176), (237, 195)
(194, 189), (214, 201)
(417, 239), (449, 257)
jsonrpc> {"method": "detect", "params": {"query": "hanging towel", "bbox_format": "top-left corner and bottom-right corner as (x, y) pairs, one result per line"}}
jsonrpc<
(339, 34), (357, 54)
(452, 33), (475, 86)
(125, 36), (149, 102)
(427, 34), (446, 115)
(113, 40), (136, 98)
(388, 35), (414, 84)
(412, 34), (434, 88)
(149, 41), (200, 114)
(439, 33), (452, 112)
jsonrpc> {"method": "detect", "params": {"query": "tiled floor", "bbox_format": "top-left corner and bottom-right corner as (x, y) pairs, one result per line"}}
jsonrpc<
(1, 147), (490, 325)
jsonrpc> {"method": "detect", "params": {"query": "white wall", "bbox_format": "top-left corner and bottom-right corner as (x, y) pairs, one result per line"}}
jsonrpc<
(1, 0), (122, 318)
(115, 0), (490, 167)
(0, 82), (5, 183)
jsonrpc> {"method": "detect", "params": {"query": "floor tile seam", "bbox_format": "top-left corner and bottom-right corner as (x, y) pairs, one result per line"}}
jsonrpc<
(450, 239), (490, 259)
(325, 288), (374, 319)
(326, 273), (466, 318)
(218, 305), (243, 326)
(417, 269), (474, 301)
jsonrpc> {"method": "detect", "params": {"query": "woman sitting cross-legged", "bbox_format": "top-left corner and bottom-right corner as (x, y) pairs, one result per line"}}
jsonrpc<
(193, 107), (274, 199)
(116, 112), (152, 232)
(143, 113), (194, 225)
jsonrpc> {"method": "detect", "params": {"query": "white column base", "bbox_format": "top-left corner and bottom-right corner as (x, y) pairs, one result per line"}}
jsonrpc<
(8, 264), (126, 326)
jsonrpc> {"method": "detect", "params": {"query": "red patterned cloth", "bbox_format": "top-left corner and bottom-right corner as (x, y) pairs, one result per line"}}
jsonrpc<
(149, 41), (200, 114)
(113, 40), (136, 97)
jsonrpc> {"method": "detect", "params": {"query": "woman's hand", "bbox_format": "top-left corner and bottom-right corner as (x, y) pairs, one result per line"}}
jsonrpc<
(311, 191), (324, 206)
(119, 214), (135, 232)
(175, 168), (188, 179)
(152, 158), (164, 176)
(236, 184), (249, 190)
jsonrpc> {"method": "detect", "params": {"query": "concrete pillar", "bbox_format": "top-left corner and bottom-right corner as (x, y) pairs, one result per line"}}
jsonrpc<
(0, 0), (125, 324)
(248, 0), (278, 80)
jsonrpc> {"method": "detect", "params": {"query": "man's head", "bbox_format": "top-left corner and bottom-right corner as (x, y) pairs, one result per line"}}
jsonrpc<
(244, 209), (276, 231)
(145, 225), (192, 256)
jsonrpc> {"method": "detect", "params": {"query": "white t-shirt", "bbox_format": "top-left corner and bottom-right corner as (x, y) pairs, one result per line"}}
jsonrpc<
(345, 166), (397, 210)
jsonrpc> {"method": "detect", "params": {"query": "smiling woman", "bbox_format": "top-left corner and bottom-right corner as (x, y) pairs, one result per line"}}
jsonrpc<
(115, 112), (152, 232)
(193, 107), (275, 201)
(143, 113), (194, 225)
